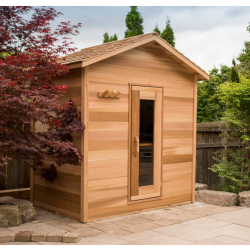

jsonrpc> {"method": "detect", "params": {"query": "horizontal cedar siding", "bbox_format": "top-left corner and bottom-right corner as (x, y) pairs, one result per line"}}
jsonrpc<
(87, 42), (194, 221)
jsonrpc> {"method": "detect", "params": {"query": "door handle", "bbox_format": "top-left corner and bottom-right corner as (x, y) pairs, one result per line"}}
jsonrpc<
(134, 136), (139, 157)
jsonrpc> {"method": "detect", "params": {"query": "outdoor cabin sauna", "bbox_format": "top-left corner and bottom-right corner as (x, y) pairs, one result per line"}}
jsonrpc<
(31, 32), (209, 222)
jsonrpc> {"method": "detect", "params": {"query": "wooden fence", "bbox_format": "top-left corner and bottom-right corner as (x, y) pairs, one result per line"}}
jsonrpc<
(196, 122), (224, 191)
(0, 159), (30, 191)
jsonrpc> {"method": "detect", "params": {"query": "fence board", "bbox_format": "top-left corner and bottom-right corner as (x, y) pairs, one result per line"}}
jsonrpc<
(0, 160), (30, 191)
(196, 122), (224, 191)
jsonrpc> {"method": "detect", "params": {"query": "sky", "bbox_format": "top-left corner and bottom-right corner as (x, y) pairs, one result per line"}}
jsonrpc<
(41, 6), (250, 73)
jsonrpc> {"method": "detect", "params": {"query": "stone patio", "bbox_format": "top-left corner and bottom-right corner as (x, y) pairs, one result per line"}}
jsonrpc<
(1, 202), (250, 245)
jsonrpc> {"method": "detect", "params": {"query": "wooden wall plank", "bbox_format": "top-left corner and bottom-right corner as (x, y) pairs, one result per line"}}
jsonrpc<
(88, 177), (127, 191)
(88, 159), (128, 181)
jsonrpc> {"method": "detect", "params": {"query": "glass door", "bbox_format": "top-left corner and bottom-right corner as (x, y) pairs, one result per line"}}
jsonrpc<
(130, 86), (163, 201)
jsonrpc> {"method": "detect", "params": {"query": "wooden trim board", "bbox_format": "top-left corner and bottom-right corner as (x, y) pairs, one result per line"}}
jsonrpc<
(130, 89), (140, 196)
(130, 85), (163, 201)
(192, 74), (198, 202)
(0, 188), (30, 199)
(81, 66), (89, 222)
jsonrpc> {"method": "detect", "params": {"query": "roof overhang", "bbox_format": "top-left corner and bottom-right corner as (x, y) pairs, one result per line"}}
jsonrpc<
(65, 36), (209, 81)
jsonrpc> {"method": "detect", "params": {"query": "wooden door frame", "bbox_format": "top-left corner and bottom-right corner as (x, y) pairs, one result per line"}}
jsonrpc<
(128, 83), (164, 203)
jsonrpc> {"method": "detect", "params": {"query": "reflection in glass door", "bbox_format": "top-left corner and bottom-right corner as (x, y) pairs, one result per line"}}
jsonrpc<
(139, 99), (154, 187)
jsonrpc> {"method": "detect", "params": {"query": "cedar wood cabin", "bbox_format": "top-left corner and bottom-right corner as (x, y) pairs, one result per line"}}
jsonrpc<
(31, 32), (210, 222)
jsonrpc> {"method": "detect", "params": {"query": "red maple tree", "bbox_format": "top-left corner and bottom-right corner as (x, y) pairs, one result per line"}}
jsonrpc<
(0, 6), (84, 180)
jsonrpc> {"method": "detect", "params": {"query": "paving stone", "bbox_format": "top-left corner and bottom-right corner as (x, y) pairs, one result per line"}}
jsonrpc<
(105, 228), (131, 237)
(68, 222), (90, 229)
(164, 208), (196, 215)
(3, 241), (41, 245)
(212, 224), (250, 242)
(208, 208), (250, 228)
(63, 232), (82, 243)
(192, 236), (250, 245)
(56, 224), (75, 231)
(154, 224), (221, 242)
(139, 211), (173, 221)
(89, 222), (122, 231)
(121, 217), (151, 224)
(70, 226), (103, 237)
(209, 206), (242, 213)
(195, 190), (237, 207)
(177, 212), (204, 222)
(47, 231), (65, 242)
(238, 191), (250, 207)
(0, 232), (15, 243)
(76, 234), (127, 245)
(93, 216), (125, 224)
(15, 231), (33, 242)
(182, 217), (231, 230)
(31, 232), (48, 242)
(120, 221), (160, 233)
(195, 209), (221, 216)
(7, 222), (66, 234)
(122, 234), (191, 245)
(47, 218), (72, 226)
(36, 214), (62, 221)
(114, 220), (137, 227)
(155, 212), (203, 222)
(152, 219), (180, 226)
(119, 229), (160, 241)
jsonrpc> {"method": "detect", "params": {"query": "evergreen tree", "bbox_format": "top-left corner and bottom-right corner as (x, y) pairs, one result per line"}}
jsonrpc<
(109, 34), (118, 42)
(153, 23), (161, 35)
(103, 32), (118, 43)
(197, 65), (231, 122)
(160, 17), (175, 47)
(236, 41), (250, 79)
(124, 6), (144, 38)
(103, 32), (110, 43)
(230, 59), (240, 83)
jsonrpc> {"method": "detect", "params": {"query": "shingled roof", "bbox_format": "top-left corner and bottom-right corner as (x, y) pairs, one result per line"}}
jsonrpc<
(59, 32), (209, 80)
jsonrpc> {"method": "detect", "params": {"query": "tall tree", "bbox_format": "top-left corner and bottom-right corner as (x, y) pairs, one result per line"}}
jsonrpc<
(103, 32), (110, 43)
(160, 17), (175, 47)
(211, 76), (250, 193)
(124, 6), (144, 38)
(109, 34), (118, 42)
(103, 32), (118, 43)
(236, 41), (250, 79)
(153, 23), (161, 35)
(0, 6), (83, 179)
(230, 59), (240, 83)
(197, 65), (231, 123)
